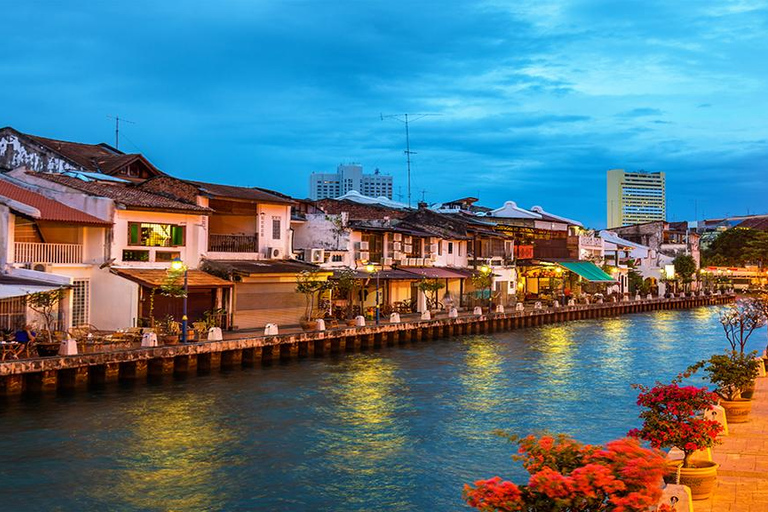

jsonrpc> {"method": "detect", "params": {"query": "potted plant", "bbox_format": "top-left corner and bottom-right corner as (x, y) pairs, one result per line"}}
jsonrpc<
(296, 269), (326, 330)
(334, 267), (359, 326)
(464, 433), (672, 511)
(25, 289), (67, 356)
(718, 300), (764, 397)
(629, 382), (723, 500)
(417, 278), (445, 314)
(688, 351), (760, 423)
(161, 315), (180, 345)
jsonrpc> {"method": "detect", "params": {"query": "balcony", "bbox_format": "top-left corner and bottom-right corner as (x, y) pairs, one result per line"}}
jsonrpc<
(14, 242), (83, 264)
(208, 234), (259, 253)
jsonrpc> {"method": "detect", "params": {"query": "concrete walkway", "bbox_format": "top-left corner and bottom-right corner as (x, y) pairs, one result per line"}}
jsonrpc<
(694, 375), (768, 511)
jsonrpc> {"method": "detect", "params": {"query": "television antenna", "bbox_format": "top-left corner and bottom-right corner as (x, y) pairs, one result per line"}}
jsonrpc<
(106, 115), (135, 150)
(380, 113), (439, 207)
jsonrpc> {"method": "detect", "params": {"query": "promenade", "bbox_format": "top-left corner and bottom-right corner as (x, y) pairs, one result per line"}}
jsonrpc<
(694, 376), (768, 512)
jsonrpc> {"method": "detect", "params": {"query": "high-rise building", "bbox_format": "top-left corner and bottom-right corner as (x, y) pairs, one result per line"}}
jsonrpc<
(606, 169), (666, 227)
(309, 164), (393, 200)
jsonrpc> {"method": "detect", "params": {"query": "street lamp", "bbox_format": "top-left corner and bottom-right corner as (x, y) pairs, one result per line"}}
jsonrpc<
(171, 258), (189, 342)
(365, 263), (380, 325)
(479, 265), (492, 311)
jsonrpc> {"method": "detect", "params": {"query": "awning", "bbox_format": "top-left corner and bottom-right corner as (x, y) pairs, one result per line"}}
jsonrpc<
(557, 261), (616, 283)
(401, 267), (469, 279)
(112, 268), (234, 288)
(0, 283), (65, 300)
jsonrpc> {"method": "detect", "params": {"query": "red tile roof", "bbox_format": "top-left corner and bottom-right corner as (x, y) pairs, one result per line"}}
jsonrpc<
(737, 217), (768, 231)
(112, 268), (233, 288)
(189, 180), (294, 204)
(29, 172), (212, 214)
(0, 179), (111, 225)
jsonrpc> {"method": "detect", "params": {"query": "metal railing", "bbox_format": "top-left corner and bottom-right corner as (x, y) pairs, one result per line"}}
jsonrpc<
(14, 242), (83, 264)
(208, 234), (259, 253)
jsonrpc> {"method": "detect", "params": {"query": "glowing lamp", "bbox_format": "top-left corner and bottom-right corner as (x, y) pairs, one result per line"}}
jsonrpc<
(664, 264), (675, 280)
(170, 258), (185, 271)
(366, 264), (375, 273)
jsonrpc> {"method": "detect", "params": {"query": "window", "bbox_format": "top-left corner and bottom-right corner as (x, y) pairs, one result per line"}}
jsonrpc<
(128, 223), (185, 247)
(447, 242), (453, 255)
(155, 251), (181, 262)
(272, 217), (281, 240)
(332, 254), (343, 262)
(72, 279), (90, 326)
(123, 250), (150, 262)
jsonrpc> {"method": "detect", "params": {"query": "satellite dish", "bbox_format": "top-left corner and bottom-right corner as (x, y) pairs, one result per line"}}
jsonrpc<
(99, 258), (116, 269)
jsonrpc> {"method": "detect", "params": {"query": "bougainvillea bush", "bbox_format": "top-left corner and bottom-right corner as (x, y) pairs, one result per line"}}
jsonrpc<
(463, 433), (673, 512)
(628, 382), (722, 468)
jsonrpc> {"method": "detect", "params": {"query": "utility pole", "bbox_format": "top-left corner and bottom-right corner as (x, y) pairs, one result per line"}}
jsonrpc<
(106, 115), (135, 150)
(381, 112), (438, 208)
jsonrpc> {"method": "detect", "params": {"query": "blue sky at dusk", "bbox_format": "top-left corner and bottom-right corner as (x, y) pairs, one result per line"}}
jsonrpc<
(2, 0), (767, 227)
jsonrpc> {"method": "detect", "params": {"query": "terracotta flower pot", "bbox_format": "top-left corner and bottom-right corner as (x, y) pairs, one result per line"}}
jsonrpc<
(345, 319), (358, 327)
(163, 335), (179, 345)
(720, 398), (752, 423)
(663, 460), (719, 500)
(300, 320), (318, 331)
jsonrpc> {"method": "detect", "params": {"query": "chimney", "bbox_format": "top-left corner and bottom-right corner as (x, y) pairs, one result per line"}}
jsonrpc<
(417, 201), (428, 209)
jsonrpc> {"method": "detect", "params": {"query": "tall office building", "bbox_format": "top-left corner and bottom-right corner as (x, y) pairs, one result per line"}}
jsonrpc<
(309, 164), (393, 200)
(606, 169), (666, 227)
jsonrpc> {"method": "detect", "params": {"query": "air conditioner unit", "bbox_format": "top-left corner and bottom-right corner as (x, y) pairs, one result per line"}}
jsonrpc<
(310, 248), (325, 263)
(393, 251), (404, 260)
(355, 251), (370, 261)
(393, 233), (402, 242)
(383, 257), (394, 266)
(415, 258), (425, 266)
(404, 235), (412, 244)
(356, 241), (370, 250)
(429, 243), (439, 254)
(430, 253), (438, 261)
(30, 262), (52, 273)
(423, 259), (433, 267)
(404, 244), (413, 253)
(266, 247), (283, 259)
(407, 258), (417, 266)
(393, 242), (402, 251)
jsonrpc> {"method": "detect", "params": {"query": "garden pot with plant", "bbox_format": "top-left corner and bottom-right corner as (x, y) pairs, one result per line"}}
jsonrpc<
(629, 382), (723, 500)
(296, 269), (329, 331)
(464, 433), (674, 512)
(688, 351), (760, 423)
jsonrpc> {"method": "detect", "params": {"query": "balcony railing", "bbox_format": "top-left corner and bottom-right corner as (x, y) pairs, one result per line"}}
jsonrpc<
(208, 234), (259, 253)
(14, 242), (83, 264)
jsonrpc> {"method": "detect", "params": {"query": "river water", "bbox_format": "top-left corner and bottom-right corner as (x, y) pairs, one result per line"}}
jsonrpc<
(1, 308), (765, 511)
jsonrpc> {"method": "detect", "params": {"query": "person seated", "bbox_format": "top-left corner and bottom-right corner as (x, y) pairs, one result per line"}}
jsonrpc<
(14, 325), (36, 345)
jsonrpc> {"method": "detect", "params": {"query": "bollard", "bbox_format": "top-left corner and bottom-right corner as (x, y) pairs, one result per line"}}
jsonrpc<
(142, 331), (158, 347)
(756, 357), (766, 377)
(473, 306), (483, 315)
(646, 294), (652, 300)
(658, 485), (693, 512)
(264, 323), (279, 336)
(421, 310), (431, 321)
(567, 299), (575, 307)
(534, 301), (542, 310)
(495, 304), (504, 314)
(207, 327), (223, 341)
(553, 301), (559, 309)
(390, 312), (401, 323)
(704, 404), (728, 436)
(515, 302), (524, 311)
(634, 294), (641, 301)
(59, 335), (78, 356)
(315, 319), (326, 331)
(355, 315), (366, 327)
(448, 307), (458, 318)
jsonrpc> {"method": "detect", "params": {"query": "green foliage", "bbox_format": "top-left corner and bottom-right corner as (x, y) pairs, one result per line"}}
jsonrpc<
(687, 351), (760, 401)
(160, 266), (187, 297)
(703, 228), (767, 266)
(296, 269), (328, 320)
(334, 267), (358, 319)
(672, 254), (697, 284)
(627, 269), (644, 294)
(417, 278), (445, 310)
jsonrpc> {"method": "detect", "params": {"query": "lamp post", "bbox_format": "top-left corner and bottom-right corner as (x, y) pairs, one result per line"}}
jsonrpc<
(480, 265), (492, 311)
(171, 258), (189, 342)
(365, 263), (380, 325)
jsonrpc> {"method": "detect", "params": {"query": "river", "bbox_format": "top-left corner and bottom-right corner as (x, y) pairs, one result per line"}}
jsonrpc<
(1, 307), (765, 511)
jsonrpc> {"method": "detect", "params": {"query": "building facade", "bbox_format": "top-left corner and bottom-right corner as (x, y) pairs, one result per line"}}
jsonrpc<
(309, 164), (393, 200)
(606, 169), (666, 228)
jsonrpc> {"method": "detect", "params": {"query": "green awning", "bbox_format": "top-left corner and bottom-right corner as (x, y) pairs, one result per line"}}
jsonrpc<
(557, 261), (616, 283)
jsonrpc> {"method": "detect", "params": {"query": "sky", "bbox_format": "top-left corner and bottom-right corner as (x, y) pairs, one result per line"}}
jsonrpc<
(2, 0), (767, 228)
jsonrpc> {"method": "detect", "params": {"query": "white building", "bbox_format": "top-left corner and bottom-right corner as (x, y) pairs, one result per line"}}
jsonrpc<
(606, 169), (666, 228)
(309, 164), (393, 200)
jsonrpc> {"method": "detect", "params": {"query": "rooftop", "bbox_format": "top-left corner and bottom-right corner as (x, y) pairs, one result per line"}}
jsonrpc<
(0, 179), (111, 225)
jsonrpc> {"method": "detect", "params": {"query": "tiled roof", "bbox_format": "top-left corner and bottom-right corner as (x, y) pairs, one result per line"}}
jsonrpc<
(24, 134), (163, 177)
(0, 179), (111, 225)
(315, 199), (410, 220)
(189, 181), (294, 204)
(29, 172), (211, 214)
(112, 268), (233, 288)
(736, 217), (768, 231)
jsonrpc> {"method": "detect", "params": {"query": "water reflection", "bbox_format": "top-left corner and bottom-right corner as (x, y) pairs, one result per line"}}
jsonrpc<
(536, 325), (575, 383)
(459, 337), (506, 412)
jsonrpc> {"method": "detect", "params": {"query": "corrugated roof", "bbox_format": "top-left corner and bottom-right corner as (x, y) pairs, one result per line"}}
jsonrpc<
(203, 259), (320, 276)
(189, 181), (294, 204)
(111, 268), (233, 288)
(30, 172), (211, 214)
(0, 179), (111, 225)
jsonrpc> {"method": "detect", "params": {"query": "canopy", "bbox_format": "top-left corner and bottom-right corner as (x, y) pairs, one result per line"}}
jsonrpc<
(0, 283), (64, 300)
(557, 261), (616, 283)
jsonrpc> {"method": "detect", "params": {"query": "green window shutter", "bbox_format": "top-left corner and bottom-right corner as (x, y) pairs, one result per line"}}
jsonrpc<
(129, 223), (139, 245)
(171, 226), (185, 246)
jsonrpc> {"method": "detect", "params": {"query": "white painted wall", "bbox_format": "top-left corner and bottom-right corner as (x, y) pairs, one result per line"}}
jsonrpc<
(257, 204), (292, 258)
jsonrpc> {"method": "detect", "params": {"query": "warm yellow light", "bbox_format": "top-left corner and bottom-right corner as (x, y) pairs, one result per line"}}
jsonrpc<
(366, 264), (375, 273)
(480, 265), (490, 274)
(171, 258), (185, 271)
(664, 264), (675, 280)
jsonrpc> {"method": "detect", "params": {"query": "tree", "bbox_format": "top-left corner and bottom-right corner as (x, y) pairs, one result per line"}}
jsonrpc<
(296, 269), (326, 321)
(673, 254), (697, 291)
(703, 228), (763, 266)
(25, 288), (67, 342)
(744, 231), (768, 267)
(417, 278), (445, 311)
(471, 269), (494, 309)
(335, 267), (358, 319)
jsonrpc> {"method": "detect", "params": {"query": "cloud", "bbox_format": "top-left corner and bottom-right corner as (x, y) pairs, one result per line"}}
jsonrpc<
(616, 108), (665, 118)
